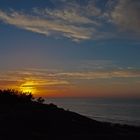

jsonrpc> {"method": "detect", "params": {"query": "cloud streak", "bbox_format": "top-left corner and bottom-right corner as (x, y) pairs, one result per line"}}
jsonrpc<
(55, 70), (140, 80)
(0, 0), (139, 41)
(0, 68), (139, 89)
(0, 8), (96, 41)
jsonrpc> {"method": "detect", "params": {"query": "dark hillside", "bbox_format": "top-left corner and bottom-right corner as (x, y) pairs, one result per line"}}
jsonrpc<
(0, 89), (140, 140)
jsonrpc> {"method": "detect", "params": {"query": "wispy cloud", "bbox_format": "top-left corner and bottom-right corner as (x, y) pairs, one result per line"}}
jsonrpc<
(0, 68), (139, 91)
(0, 7), (98, 41)
(0, 0), (112, 41)
(55, 70), (140, 80)
(0, 69), (70, 92)
(0, 0), (139, 41)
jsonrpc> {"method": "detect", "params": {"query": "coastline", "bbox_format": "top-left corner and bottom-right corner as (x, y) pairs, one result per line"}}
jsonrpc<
(45, 97), (140, 126)
(0, 100), (140, 139)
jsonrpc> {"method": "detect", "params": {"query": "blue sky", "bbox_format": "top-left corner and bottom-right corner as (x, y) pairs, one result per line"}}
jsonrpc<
(0, 0), (140, 97)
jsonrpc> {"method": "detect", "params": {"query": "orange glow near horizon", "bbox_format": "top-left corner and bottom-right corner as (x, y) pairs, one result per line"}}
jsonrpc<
(19, 81), (37, 94)
(0, 69), (140, 98)
(10, 80), (140, 98)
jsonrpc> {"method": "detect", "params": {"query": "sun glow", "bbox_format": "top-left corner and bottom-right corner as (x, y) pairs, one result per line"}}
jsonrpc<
(20, 81), (36, 94)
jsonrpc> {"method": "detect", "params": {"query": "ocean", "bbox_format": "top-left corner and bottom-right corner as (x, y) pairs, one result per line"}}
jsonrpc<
(45, 98), (140, 126)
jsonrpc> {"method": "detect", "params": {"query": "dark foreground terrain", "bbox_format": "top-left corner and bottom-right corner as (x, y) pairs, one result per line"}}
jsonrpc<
(0, 90), (140, 140)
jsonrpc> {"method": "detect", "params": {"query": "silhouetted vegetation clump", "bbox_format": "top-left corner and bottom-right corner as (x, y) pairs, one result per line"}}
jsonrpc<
(36, 97), (45, 104)
(0, 89), (34, 104)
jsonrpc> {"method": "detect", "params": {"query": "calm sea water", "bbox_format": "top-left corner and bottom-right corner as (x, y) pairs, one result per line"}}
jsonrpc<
(45, 98), (140, 126)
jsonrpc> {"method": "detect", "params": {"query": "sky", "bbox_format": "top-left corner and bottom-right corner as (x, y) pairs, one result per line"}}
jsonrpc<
(0, 0), (140, 98)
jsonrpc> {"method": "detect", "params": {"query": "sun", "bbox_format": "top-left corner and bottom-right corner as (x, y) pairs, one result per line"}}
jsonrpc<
(20, 81), (36, 94)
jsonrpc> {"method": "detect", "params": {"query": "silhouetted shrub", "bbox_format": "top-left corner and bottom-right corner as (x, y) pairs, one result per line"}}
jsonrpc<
(0, 89), (34, 104)
(37, 97), (45, 104)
